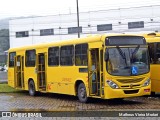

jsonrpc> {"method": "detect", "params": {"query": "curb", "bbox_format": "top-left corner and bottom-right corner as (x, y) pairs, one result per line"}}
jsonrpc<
(0, 80), (8, 84)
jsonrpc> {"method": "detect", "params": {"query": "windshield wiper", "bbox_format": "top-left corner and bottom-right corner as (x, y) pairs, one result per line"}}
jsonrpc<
(116, 46), (128, 66)
(131, 45), (140, 62)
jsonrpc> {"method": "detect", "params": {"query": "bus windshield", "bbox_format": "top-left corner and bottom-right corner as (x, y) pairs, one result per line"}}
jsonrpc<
(106, 47), (149, 76)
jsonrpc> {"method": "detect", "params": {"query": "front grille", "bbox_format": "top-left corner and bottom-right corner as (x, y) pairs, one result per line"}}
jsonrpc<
(124, 89), (139, 94)
(132, 84), (140, 87)
(121, 84), (140, 88)
(121, 85), (129, 88)
(117, 78), (144, 83)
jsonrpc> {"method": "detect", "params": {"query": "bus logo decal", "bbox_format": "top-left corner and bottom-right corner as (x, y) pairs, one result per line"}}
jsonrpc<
(130, 84), (133, 88)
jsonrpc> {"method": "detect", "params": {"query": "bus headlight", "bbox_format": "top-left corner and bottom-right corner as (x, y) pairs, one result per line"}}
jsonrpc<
(143, 78), (150, 87)
(106, 80), (119, 89)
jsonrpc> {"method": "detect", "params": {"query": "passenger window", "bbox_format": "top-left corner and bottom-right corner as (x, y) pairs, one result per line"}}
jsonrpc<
(148, 43), (154, 64)
(48, 47), (59, 66)
(60, 45), (74, 65)
(75, 44), (88, 66)
(155, 43), (160, 64)
(9, 52), (16, 67)
(25, 50), (36, 67)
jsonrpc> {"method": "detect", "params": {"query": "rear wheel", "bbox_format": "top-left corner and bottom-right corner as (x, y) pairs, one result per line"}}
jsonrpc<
(28, 80), (36, 96)
(78, 83), (88, 103)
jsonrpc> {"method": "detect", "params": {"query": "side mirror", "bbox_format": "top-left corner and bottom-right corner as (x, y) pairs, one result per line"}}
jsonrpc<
(105, 50), (109, 61)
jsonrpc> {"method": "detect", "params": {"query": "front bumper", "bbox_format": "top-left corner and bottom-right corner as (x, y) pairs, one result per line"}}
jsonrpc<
(103, 85), (151, 99)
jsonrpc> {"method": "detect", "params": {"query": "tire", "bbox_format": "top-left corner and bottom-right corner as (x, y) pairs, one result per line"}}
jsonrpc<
(28, 80), (36, 96)
(113, 98), (124, 102)
(151, 92), (155, 96)
(108, 98), (124, 102)
(78, 83), (88, 103)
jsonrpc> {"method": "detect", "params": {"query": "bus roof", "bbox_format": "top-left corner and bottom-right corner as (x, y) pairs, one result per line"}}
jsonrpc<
(141, 32), (160, 43)
(145, 37), (160, 43)
(142, 32), (160, 37)
(8, 34), (144, 52)
(9, 35), (101, 52)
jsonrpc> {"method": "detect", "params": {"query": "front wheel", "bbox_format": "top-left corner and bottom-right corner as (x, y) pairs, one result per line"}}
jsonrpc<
(151, 92), (155, 96)
(78, 83), (88, 103)
(112, 98), (124, 102)
(28, 80), (36, 96)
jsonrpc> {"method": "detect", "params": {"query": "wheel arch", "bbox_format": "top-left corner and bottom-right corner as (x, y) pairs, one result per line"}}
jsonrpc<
(75, 79), (87, 96)
(28, 78), (36, 90)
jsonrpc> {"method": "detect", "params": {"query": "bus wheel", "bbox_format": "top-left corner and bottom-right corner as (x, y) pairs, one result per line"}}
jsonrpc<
(110, 98), (124, 102)
(78, 83), (88, 103)
(28, 80), (36, 96)
(151, 92), (155, 96)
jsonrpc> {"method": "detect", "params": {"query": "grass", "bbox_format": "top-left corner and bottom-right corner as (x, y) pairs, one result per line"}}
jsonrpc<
(0, 83), (22, 93)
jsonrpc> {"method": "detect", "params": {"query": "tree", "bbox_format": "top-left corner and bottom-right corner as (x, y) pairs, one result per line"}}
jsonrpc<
(0, 29), (9, 65)
(0, 29), (9, 52)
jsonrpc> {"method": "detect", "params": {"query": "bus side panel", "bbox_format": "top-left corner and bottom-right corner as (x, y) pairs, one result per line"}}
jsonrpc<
(150, 64), (160, 92)
(47, 66), (88, 95)
(24, 67), (37, 90)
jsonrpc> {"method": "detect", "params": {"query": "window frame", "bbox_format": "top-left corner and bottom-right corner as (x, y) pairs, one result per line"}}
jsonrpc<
(75, 43), (88, 66)
(48, 46), (60, 66)
(155, 42), (160, 64)
(25, 49), (36, 67)
(68, 27), (82, 34)
(128, 21), (144, 29)
(60, 45), (74, 66)
(40, 29), (54, 36)
(148, 42), (160, 64)
(9, 52), (16, 67)
(97, 24), (112, 31)
(16, 31), (29, 38)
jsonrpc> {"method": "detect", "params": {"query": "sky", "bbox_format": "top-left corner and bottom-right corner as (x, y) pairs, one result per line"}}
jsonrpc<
(0, 0), (160, 19)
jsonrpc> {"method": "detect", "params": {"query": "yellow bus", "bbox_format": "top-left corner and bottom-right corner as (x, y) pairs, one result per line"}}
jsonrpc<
(8, 34), (150, 103)
(143, 33), (160, 95)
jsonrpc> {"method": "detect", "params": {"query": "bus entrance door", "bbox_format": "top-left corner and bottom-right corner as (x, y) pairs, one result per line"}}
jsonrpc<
(37, 53), (46, 91)
(89, 47), (104, 97)
(14, 55), (24, 88)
